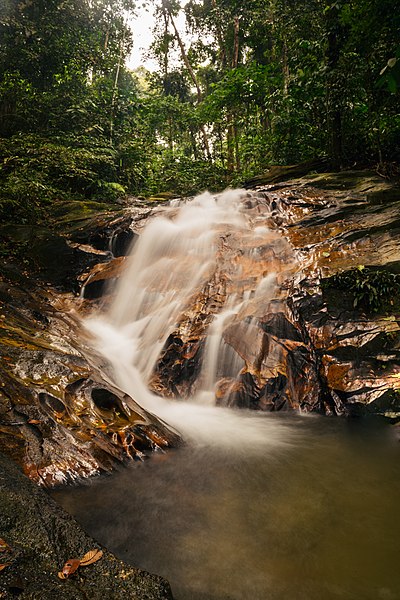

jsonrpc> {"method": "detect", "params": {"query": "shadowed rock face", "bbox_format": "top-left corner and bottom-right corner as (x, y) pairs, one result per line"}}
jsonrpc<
(281, 173), (400, 418)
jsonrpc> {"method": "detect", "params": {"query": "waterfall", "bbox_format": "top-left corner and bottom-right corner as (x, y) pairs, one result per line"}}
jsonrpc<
(85, 189), (297, 448)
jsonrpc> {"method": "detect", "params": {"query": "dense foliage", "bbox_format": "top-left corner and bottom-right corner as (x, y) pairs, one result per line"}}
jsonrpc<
(0, 0), (399, 220)
(323, 265), (400, 313)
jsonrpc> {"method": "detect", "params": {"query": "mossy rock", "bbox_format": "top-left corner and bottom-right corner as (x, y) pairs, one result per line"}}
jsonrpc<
(146, 196), (171, 203)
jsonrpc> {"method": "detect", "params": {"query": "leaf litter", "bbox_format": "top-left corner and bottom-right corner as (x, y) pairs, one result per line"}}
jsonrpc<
(0, 538), (13, 572)
(58, 549), (103, 579)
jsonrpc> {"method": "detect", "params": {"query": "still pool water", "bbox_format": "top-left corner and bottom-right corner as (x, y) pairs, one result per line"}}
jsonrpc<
(52, 414), (400, 600)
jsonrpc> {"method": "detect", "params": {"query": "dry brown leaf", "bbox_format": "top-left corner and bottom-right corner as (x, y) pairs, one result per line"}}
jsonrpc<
(0, 539), (10, 552)
(57, 571), (67, 580)
(0, 564), (9, 572)
(28, 419), (41, 424)
(80, 549), (103, 566)
(60, 558), (81, 578)
(58, 549), (103, 581)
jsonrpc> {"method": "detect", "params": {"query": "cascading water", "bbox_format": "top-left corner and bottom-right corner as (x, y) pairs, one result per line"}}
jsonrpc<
(85, 189), (296, 447)
(55, 188), (400, 600)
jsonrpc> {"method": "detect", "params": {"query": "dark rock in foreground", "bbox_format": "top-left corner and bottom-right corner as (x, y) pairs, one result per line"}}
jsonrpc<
(0, 452), (174, 599)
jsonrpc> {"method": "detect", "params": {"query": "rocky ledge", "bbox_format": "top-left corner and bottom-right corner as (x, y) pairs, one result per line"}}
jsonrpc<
(149, 171), (400, 420)
(0, 199), (179, 487)
(0, 451), (173, 599)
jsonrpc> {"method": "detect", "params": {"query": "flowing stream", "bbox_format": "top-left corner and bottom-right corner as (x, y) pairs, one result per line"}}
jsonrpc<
(53, 190), (400, 599)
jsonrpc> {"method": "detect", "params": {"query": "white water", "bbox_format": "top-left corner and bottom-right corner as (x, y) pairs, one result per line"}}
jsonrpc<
(58, 190), (400, 600)
(85, 189), (296, 449)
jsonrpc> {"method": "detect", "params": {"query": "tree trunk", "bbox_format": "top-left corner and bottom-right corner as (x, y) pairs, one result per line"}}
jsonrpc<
(234, 119), (240, 172)
(109, 35), (124, 145)
(167, 8), (202, 102)
(211, 0), (227, 69)
(232, 16), (240, 68)
(282, 34), (289, 98)
(229, 16), (240, 171)
(326, 3), (344, 170)
(166, 7), (211, 159)
(227, 112), (235, 173)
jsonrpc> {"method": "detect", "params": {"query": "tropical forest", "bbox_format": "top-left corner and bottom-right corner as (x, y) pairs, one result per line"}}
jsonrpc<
(1, 0), (399, 218)
(1, 1), (400, 599)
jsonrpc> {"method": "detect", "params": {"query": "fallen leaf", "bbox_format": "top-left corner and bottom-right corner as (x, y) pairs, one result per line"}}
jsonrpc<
(61, 558), (81, 578)
(0, 564), (9, 572)
(80, 549), (103, 566)
(0, 539), (11, 552)
(28, 419), (41, 425)
(58, 550), (103, 580)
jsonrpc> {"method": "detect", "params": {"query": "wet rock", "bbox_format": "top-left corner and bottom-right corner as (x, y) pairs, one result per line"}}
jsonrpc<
(0, 224), (106, 293)
(63, 209), (138, 258)
(0, 268), (180, 487)
(243, 158), (328, 187)
(80, 257), (126, 299)
(2, 172), (400, 489)
(147, 172), (400, 420)
(0, 451), (174, 599)
(279, 172), (400, 418)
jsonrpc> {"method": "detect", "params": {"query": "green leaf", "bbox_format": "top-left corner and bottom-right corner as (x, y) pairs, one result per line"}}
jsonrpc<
(388, 75), (397, 94)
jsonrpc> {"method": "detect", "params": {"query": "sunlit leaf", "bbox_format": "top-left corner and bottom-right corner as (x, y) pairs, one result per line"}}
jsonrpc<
(58, 549), (103, 580)
(0, 539), (11, 552)
(80, 549), (103, 566)
(57, 571), (67, 580)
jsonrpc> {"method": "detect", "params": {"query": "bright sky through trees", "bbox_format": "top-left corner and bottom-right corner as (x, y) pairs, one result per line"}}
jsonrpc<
(127, 3), (187, 71)
(127, 5), (157, 70)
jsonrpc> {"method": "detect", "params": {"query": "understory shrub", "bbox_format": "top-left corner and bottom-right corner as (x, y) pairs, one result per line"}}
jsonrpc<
(0, 134), (124, 222)
(323, 265), (400, 313)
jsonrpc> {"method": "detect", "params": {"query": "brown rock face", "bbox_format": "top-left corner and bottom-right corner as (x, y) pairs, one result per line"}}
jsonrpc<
(0, 200), (180, 486)
(2, 174), (400, 487)
(147, 174), (400, 420)
(0, 278), (179, 486)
